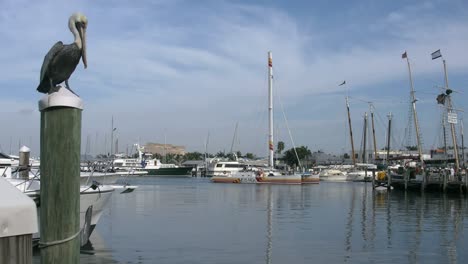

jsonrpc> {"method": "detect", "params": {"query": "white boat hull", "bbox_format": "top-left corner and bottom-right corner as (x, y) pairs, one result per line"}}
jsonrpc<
(301, 173), (320, 184)
(320, 175), (348, 182)
(212, 171), (303, 184)
(346, 171), (372, 182)
(6, 179), (114, 245)
(319, 169), (348, 182)
(79, 185), (114, 227)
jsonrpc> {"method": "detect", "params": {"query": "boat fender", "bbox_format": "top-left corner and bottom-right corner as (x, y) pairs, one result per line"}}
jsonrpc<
(377, 171), (386, 181)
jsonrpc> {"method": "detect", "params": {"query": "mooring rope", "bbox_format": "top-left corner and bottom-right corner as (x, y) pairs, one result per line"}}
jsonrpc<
(38, 228), (82, 248)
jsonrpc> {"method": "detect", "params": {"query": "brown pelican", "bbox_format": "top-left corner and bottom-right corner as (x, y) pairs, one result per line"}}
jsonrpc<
(37, 13), (88, 94)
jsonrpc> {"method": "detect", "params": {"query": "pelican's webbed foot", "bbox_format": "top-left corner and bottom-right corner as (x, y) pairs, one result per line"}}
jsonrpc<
(48, 78), (60, 94)
(49, 85), (61, 94)
(65, 80), (79, 96)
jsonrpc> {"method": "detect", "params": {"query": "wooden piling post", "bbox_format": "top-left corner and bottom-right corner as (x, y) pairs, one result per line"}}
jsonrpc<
(39, 88), (82, 263)
(19, 146), (30, 180)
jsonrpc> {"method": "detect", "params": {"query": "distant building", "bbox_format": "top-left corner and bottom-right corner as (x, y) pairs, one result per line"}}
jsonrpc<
(144, 143), (186, 156)
(309, 151), (343, 165)
(375, 150), (430, 161)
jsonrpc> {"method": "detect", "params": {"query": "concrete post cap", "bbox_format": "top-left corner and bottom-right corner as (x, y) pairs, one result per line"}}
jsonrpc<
(38, 86), (83, 111)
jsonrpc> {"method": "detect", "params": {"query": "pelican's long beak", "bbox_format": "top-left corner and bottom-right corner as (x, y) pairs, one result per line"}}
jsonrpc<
(80, 26), (87, 69)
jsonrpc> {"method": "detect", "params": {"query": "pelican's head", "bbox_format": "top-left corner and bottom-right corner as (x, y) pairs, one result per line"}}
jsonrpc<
(69, 12), (88, 69)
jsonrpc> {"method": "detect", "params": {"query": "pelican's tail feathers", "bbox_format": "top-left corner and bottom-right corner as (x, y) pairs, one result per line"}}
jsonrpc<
(37, 79), (50, 94)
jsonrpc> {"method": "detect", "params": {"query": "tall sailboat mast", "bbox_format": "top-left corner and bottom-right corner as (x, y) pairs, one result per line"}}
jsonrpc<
(442, 59), (460, 171)
(443, 116), (448, 166)
(268, 51), (274, 168)
(370, 105), (378, 162)
(363, 112), (368, 163)
(461, 120), (465, 169)
(346, 96), (357, 165)
(432, 50), (460, 171)
(110, 116), (114, 156)
(230, 122), (239, 155)
(386, 113), (392, 165)
(402, 52), (424, 166)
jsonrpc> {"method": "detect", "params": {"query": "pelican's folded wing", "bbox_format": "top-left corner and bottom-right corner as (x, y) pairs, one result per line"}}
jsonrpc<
(39, 41), (64, 83)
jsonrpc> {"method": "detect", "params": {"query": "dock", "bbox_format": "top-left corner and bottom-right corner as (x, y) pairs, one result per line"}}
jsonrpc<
(373, 169), (468, 193)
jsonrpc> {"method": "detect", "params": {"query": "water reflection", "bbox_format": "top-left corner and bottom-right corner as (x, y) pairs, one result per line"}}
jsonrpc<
(32, 178), (468, 263)
(265, 186), (273, 264)
(79, 231), (118, 264)
(32, 230), (117, 264)
(344, 185), (355, 257)
(341, 183), (468, 263)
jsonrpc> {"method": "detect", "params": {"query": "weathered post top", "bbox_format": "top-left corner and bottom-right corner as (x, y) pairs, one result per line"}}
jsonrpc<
(38, 86), (83, 111)
(19, 146), (30, 153)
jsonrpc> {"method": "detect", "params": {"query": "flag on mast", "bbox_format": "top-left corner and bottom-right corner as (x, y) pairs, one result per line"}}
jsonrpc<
(339, 80), (346, 86)
(431, 49), (442, 60)
(402, 51), (407, 59)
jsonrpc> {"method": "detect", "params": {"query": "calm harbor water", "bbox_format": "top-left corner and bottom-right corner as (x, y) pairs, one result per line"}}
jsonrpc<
(34, 177), (468, 263)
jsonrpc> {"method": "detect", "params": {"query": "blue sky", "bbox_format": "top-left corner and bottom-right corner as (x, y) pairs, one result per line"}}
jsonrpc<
(1, 0), (468, 157)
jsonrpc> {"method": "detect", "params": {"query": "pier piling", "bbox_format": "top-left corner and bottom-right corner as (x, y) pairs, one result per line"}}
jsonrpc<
(19, 146), (30, 180)
(39, 87), (82, 263)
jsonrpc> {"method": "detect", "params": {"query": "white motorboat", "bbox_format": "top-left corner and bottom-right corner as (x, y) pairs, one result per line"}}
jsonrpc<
(319, 169), (348, 182)
(112, 145), (192, 176)
(212, 166), (303, 184)
(6, 177), (115, 246)
(345, 163), (377, 182)
(206, 159), (247, 177)
(79, 170), (147, 185)
(1, 152), (135, 246)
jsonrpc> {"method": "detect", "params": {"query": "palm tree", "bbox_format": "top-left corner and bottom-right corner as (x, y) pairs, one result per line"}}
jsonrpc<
(277, 141), (285, 154)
